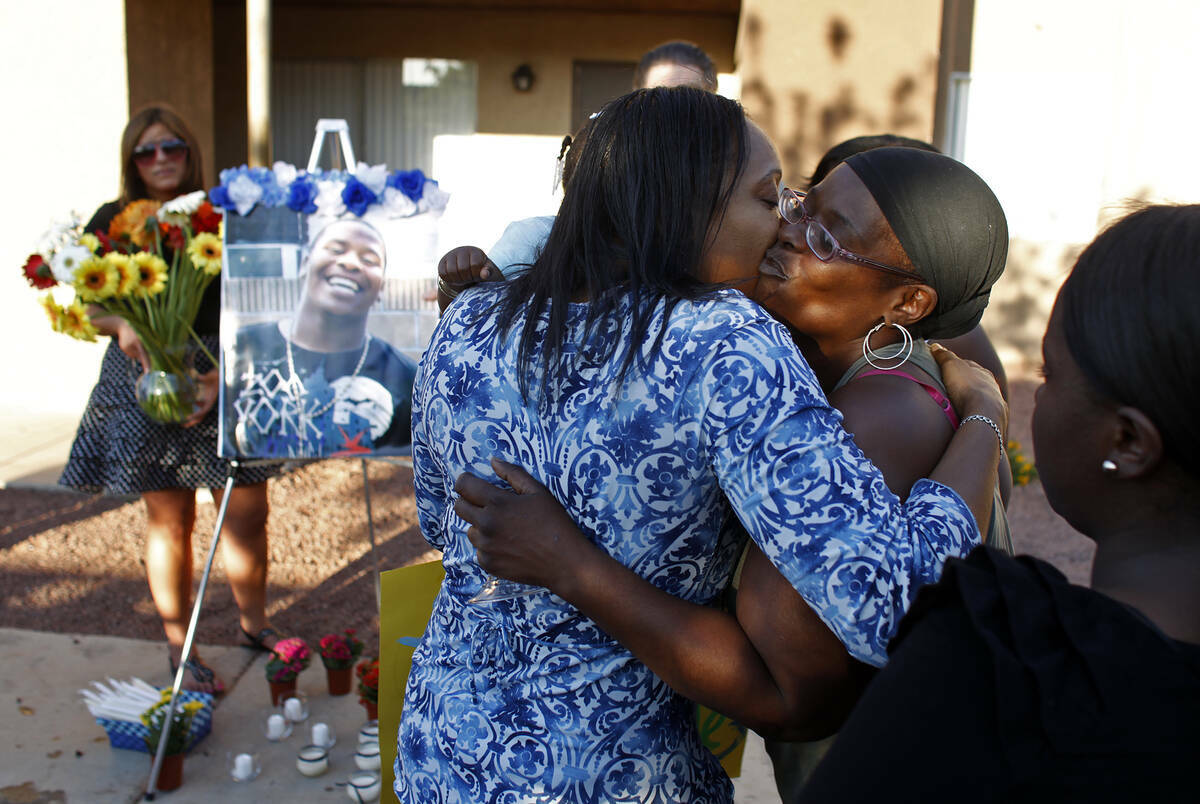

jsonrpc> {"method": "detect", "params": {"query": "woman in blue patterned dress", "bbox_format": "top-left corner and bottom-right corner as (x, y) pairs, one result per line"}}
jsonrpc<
(396, 88), (1007, 803)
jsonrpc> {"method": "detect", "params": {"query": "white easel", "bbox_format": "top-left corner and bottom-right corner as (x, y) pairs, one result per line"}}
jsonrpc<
(146, 119), (393, 799)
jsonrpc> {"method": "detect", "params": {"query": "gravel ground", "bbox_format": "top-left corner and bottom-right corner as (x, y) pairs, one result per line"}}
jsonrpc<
(0, 378), (1093, 660)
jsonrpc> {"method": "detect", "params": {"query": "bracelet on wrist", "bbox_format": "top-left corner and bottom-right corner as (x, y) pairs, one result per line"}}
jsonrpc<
(959, 413), (1005, 451)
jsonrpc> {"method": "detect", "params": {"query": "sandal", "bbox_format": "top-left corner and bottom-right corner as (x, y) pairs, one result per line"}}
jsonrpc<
(168, 655), (226, 696)
(241, 625), (284, 654)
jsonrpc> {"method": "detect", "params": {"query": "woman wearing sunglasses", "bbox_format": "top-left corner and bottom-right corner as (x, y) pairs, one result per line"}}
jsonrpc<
(60, 105), (283, 694)
(452, 145), (1011, 766)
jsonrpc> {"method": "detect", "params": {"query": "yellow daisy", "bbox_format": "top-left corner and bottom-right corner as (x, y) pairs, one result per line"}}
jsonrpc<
(74, 256), (119, 301)
(60, 299), (98, 341)
(105, 252), (139, 296)
(40, 294), (64, 332)
(187, 232), (222, 276)
(78, 233), (101, 254)
(131, 251), (169, 296)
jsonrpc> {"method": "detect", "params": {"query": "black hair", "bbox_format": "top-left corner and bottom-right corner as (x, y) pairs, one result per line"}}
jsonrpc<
(494, 87), (749, 398)
(808, 134), (939, 190)
(1058, 204), (1200, 476)
(633, 40), (718, 92)
(557, 116), (594, 191)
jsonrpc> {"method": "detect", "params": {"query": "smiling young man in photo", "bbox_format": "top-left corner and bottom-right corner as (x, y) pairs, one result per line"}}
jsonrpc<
(225, 218), (417, 458)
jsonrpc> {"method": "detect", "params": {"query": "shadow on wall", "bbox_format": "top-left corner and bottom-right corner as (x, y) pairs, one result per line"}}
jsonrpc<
(985, 239), (1082, 373)
(987, 189), (1157, 372)
(739, 12), (938, 184)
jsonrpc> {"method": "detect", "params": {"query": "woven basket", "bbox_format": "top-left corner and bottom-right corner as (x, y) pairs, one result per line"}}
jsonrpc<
(95, 690), (214, 754)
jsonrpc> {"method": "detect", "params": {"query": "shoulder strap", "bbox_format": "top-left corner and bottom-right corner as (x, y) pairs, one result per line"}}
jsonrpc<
(857, 368), (960, 429)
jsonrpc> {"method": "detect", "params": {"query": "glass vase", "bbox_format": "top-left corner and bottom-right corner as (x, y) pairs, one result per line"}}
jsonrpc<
(134, 345), (199, 424)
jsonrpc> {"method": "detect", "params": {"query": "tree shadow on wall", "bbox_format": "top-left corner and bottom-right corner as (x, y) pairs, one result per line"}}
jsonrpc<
(739, 11), (939, 183)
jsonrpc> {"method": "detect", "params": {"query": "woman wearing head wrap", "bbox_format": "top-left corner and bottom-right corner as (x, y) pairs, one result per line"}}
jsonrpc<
(796, 205), (1200, 802)
(451, 146), (1011, 750)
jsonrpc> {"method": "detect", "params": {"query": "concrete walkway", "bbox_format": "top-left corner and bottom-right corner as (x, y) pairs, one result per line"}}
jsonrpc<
(0, 628), (781, 802)
(0, 416), (782, 802)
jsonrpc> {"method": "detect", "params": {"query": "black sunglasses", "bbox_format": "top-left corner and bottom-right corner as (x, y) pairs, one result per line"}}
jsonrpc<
(132, 138), (189, 166)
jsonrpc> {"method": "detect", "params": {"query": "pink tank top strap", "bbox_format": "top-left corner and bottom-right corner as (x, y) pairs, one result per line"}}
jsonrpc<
(856, 369), (960, 429)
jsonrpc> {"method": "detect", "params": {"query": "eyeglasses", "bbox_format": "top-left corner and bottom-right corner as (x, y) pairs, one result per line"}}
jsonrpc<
(777, 187), (922, 281)
(132, 138), (189, 166)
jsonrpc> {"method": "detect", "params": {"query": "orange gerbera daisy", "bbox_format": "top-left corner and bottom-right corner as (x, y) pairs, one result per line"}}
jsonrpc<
(109, 199), (162, 248)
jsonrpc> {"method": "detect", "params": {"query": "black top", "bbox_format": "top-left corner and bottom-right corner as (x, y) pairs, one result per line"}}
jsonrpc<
(799, 546), (1200, 803)
(86, 201), (221, 336)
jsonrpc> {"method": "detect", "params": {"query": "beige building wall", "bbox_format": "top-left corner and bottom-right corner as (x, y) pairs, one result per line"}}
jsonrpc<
(735, 0), (943, 186)
(963, 0), (1200, 370)
(124, 0), (217, 187)
(1, 0), (129, 416)
(210, 5), (737, 168)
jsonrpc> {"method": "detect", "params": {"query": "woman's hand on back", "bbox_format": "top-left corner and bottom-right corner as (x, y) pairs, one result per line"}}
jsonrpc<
(454, 458), (598, 593)
(929, 342), (1008, 432)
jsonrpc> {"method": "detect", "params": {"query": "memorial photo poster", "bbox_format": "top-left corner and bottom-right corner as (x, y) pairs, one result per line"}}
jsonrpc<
(216, 167), (445, 460)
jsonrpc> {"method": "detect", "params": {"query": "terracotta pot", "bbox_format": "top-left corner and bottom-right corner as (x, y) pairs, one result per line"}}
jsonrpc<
(363, 700), (378, 721)
(153, 752), (184, 792)
(326, 665), (353, 696)
(269, 678), (297, 706)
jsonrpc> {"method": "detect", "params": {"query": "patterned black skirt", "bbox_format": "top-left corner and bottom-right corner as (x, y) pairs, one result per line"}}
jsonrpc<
(60, 337), (284, 495)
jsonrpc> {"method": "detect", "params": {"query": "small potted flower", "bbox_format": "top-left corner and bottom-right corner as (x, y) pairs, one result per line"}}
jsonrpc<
(356, 657), (380, 721)
(264, 637), (311, 705)
(141, 693), (206, 791)
(319, 629), (365, 696)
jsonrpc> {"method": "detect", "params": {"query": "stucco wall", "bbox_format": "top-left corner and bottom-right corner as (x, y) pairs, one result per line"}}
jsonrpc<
(735, 0), (943, 187)
(1, 0), (129, 415)
(964, 0), (1200, 370)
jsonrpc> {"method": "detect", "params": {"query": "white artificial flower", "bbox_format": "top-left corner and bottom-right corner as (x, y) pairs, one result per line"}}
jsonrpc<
(417, 181), (451, 215)
(160, 190), (208, 217)
(273, 161), (298, 189)
(355, 162), (390, 196)
(313, 179), (347, 219)
(37, 215), (83, 257)
(381, 187), (417, 219)
(227, 174), (264, 216)
(50, 245), (92, 283)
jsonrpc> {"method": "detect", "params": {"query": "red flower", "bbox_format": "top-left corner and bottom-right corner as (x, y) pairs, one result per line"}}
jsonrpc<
(94, 231), (116, 255)
(190, 201), (221, 234)
(22, 254), (56, 289)
(160, 223), (186, 252)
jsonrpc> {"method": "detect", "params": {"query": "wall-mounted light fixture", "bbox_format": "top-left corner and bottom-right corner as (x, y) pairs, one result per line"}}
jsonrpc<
(511, 64), (535, 92)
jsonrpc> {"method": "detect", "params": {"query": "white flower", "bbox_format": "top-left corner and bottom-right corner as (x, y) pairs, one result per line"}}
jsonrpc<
(273, 161), (298, 188)
(381, 187), (417, 218)
(50, 245), (92, 283)
(313, 179), (346, 219)
(355, 162), (390, 196)
(417, 181), (450, 215)
(227, 173), (264, 216)
(38, 215), (83, 256)
(160, 190), (208, 217)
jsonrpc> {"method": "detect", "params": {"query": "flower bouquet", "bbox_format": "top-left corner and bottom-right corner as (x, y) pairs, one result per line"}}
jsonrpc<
(22, 191), (224, 423)
(356, 657), (380, 721)
(265, 636), (311, 705)
(319, 629), (365, 696)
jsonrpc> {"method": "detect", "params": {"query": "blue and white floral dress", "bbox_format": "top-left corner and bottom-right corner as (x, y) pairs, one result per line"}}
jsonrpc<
(396, 286), (979, 803)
